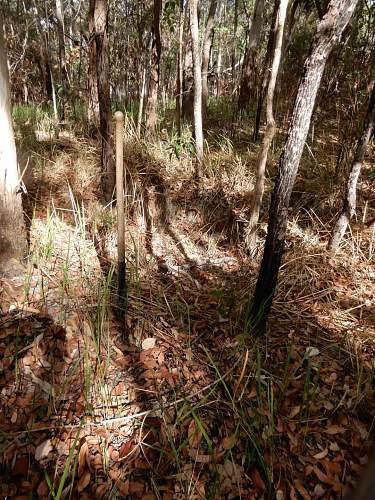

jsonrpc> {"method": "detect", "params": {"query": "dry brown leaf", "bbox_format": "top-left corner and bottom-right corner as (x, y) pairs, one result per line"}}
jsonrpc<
(113, 381), (125, 396)
(313, 448), (328, 460)
(289, 406), (301, 419)
(95, 483), (109, 499)
(251, 469), (266, 492)
(325, 425), (346, 435)
(119, 440), (134, 459)
(222, 434), (237, 450)
(312, 466), (332, 485)
(188, 419), (202, 448)
(116, 478), (129, 496)
(77, 470), (90, 492)
(329, 442), (340, 452)
(35, 439), (53, 461)
(78, 441), (88, 477)
(142, 337), (156, 350)
(294, 479), (311, 499)
(313, 484), (326, 498)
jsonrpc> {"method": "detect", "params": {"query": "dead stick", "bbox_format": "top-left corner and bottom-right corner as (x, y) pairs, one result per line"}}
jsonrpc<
(115, 111), (126, 315)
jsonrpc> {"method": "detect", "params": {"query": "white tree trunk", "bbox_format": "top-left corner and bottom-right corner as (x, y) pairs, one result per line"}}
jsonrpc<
(0, 27), (27, 275)
(329, 84), (375, 252)
(190, 0), (204, 167)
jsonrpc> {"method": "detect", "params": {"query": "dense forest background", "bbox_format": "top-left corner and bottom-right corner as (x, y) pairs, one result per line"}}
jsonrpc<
(0, 0), (374, 498)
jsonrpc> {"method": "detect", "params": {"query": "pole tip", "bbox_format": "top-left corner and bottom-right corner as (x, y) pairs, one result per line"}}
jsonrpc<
(114, 111), (124, 122)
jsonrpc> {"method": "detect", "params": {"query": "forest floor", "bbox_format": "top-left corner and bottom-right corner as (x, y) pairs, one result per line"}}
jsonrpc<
(0, 106), (375, 499)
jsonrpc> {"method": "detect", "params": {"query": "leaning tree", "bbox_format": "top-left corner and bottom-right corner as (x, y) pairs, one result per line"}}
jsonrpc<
(248, 0), (359, 331)
(329, 83), (375, 252)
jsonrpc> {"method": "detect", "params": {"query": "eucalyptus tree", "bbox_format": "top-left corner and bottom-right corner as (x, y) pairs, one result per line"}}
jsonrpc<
(202, 0), (219, 113)
(329, 83), (375, 252)
(88, 0), (114, 201)
(190, 0), (204, 166)
(0, 23), (27, 276)
(245, 0), (288, 253)
(145, 0), (162, 134)
(249, 0), (359, 331)
(238, 0), (265, 111)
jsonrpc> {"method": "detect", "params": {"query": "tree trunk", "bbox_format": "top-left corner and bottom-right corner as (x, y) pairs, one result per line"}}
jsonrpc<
(238, 0), (265, 111)
(90, 0), (115, 201)
(182, 10), (194, 122)
(231, 0), (239, 83)
(202, 0), (218, 113)
(32, 1), (55, 104)
(190, 0), (204, 167)
(245, 0), (288, 253)
(216, 1), (224, 97)
(55, 0), (69, 119)
(253, 0), (280, 142)
(145, 0), (162, 134)
(137, 66), (147, 138)
(0, 26), (27, 276)
(176, 0), (184, 136)
(329, 84), (375, 252)
(249, 0), (359, 332)
(88, 0), (100, 132)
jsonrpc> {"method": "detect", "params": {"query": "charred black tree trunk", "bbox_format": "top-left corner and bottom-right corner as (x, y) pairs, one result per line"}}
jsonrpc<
(249, 0), (359, 332)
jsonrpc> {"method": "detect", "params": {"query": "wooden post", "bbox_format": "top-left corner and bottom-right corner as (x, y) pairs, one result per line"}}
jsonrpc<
(115, 111), (126, 315)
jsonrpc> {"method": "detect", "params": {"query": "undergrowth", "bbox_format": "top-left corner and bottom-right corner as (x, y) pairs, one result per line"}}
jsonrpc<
(0, 101), (374, 498)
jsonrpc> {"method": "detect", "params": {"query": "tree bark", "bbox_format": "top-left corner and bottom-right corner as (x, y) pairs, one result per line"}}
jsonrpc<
(176, 0), (184, 136)
(88, 0), (100, 132)
(202, 0), (218, 113)
(231, 0), (239, 82)
(216, 1), (224, 97)
(245, 0), (288, 253)
(0, 26), (27, 276)
(145, 0), (162, 134)
(329, 84), (375, 252)
(238, 0), (265, 111)
(182, 7), (194, 122)
(253, 0), (280, 142)
(137, 66), (147, 138)
(89, 0), (115, 201)
(32, 1), (54, 104)
(55, 0), (69, 119)
(190, 0), (204, 167)
(249, 0), (359, 332)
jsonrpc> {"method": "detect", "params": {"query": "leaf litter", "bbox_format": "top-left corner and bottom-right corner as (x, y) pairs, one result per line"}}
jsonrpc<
(1, 171), (375, 498)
